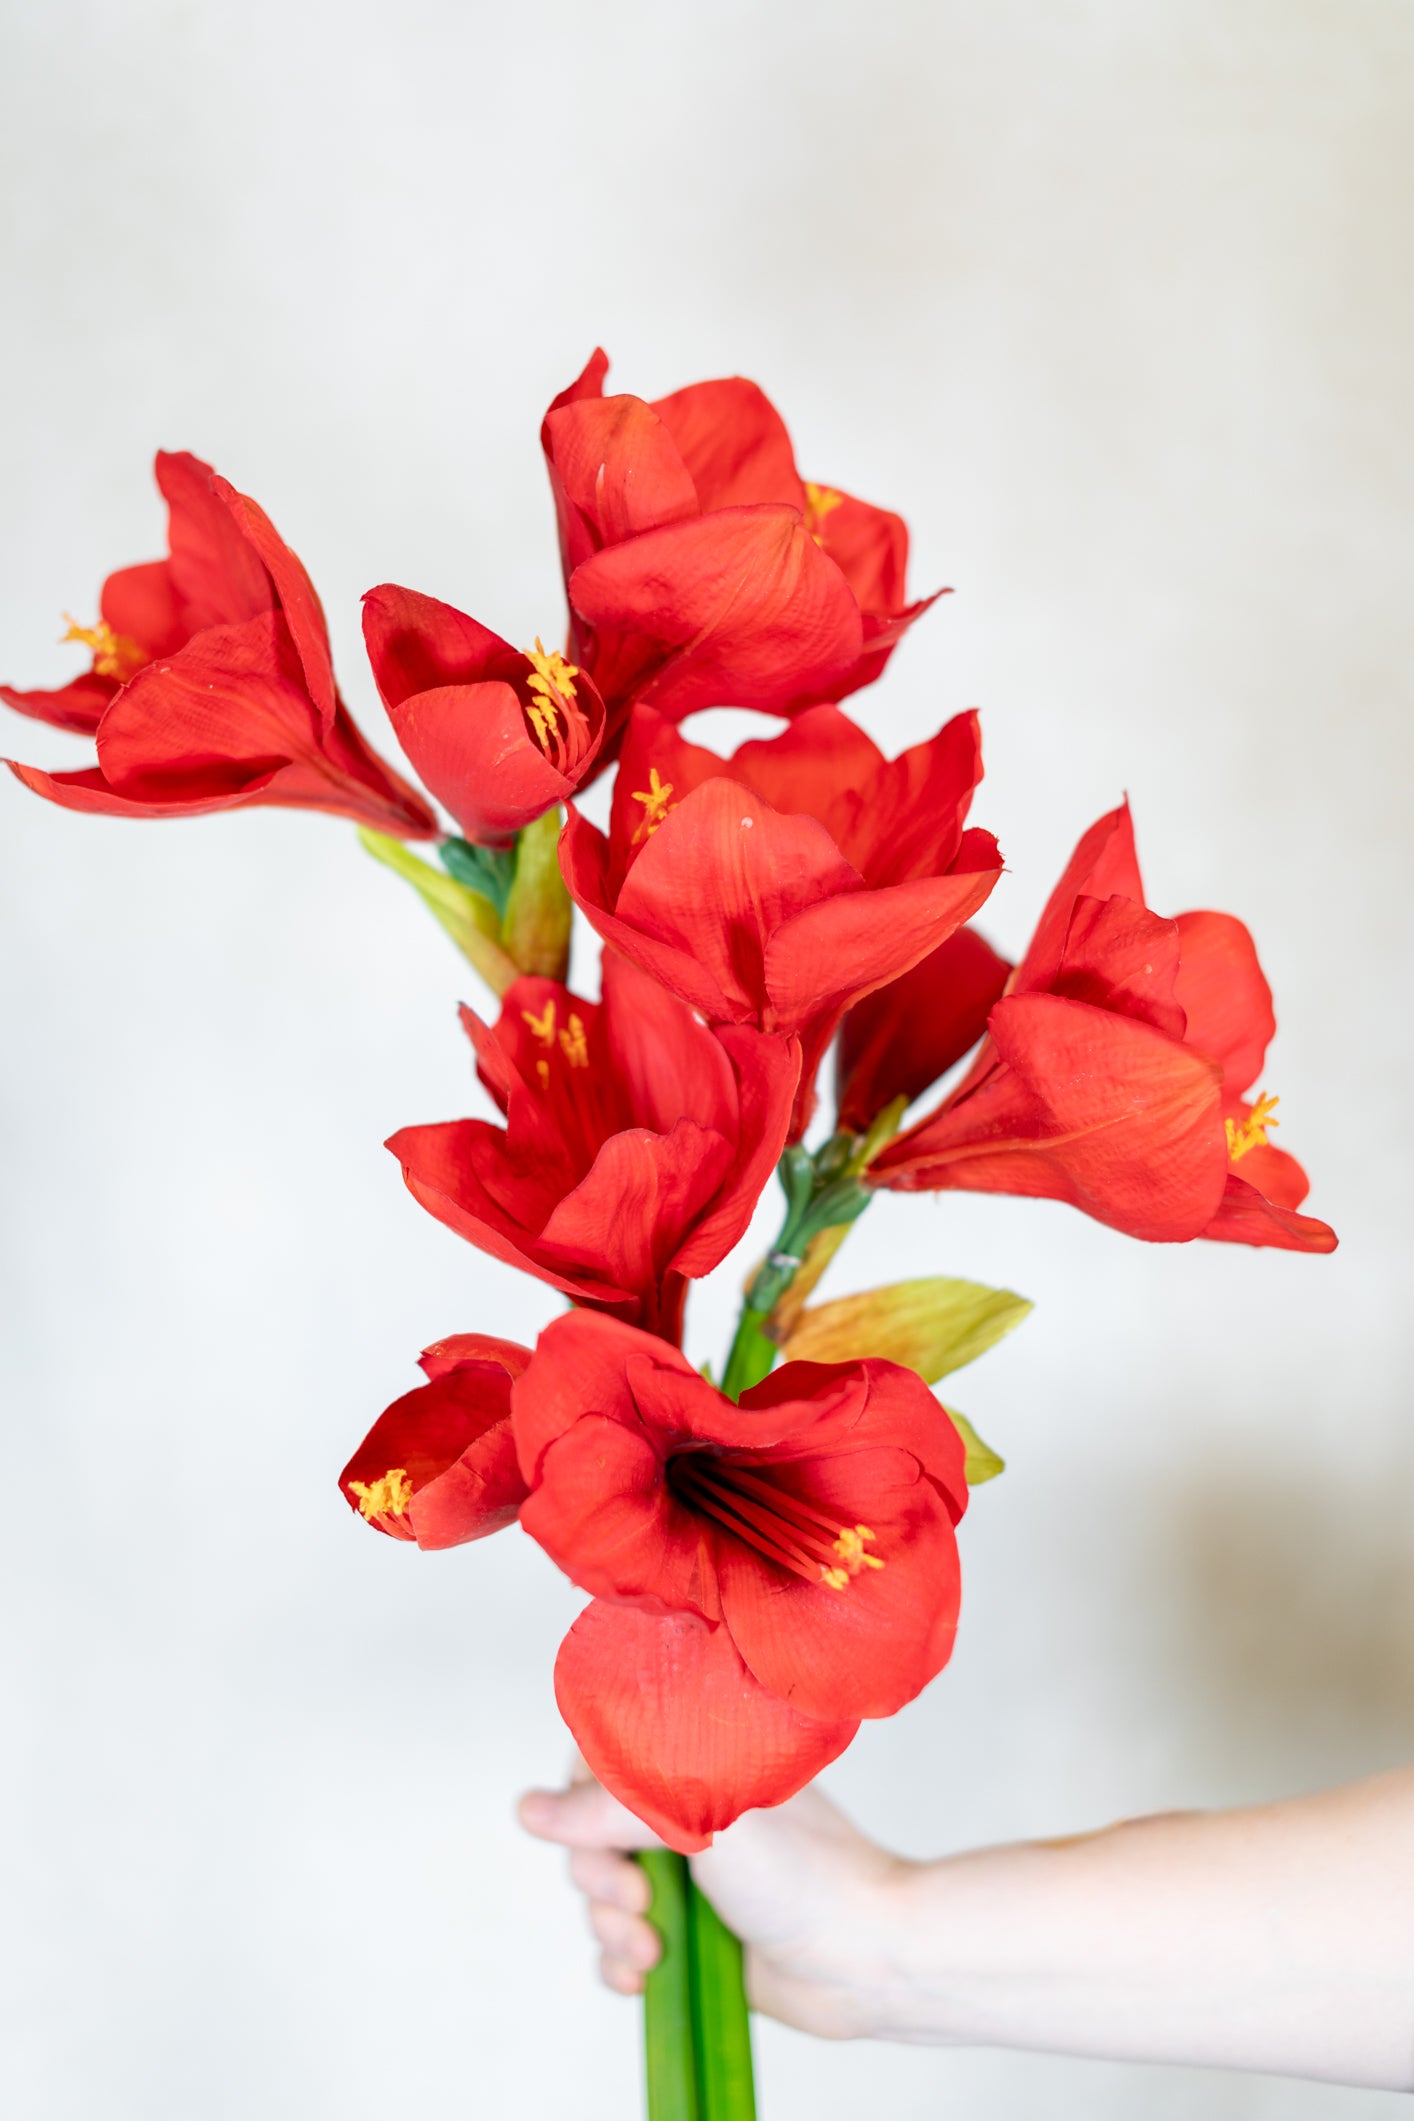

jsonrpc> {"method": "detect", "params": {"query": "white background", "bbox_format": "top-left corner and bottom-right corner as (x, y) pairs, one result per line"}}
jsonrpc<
(2, 2), (1412, 2115)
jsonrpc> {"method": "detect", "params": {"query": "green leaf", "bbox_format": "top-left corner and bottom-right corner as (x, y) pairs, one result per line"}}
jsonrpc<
(358, 829), (519, 993)
(779, 1275), (1032, 1382)
(440, 836), (516, 916)
(946, 1407), (1005, 1485)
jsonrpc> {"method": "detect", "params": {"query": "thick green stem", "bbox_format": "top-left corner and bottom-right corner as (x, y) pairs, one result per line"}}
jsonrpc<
(720, 1306), (776, 1403)
(689, 1879), (756, 2121)
(640, 1852), (700, 2121)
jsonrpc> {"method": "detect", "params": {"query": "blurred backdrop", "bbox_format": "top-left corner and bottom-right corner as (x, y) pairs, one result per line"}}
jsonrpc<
(3, 2), (1412, 2115)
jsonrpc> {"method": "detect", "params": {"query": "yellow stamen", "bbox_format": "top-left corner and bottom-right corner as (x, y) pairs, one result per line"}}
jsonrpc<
(630, 766), (675, 843)
(522, 1000), (557, 1046)
(61, 614), (144, 683)
(1225, 1091), (1280, 1163)
(522, 637), (580, 757)
(820, 1525), (885, 1590)
(803, 482), (844, 543)
(349, 1467), (413, 1520)
(558, 1012), (589, 1068)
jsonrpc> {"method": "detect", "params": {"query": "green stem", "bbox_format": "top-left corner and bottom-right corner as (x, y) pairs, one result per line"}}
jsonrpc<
(719, 1305), (776, 1403)
(689, 1878), (756, 2121)
(640, 1852), (700, 2121)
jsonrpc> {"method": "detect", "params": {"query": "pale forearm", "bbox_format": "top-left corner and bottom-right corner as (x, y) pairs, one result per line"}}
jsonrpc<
(868, 1766), (1414, 2088)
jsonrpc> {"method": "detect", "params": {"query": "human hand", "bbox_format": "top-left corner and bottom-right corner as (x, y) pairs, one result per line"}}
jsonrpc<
(518, 1766), (910, 2039)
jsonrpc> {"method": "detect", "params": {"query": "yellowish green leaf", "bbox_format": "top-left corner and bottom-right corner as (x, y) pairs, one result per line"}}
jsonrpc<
(358, 828), (519, 994)
(946, 1408), (1005, 1485)
(779, 1275), (1032, 1381)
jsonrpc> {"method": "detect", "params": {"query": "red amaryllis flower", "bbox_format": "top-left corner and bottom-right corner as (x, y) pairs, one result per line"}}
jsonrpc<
(869, 804), (1336, 1252)
(835, 925), (1013, 1133)
(361, 584), (606, 843)
(561, 702), (1002, 1136)
(339, 1334), (530, 1548)
(513, 1310), (968, 1851)
(2, 451), (434, 834)
(539, 350), (941, 727)
(387, 952), (800, 1342)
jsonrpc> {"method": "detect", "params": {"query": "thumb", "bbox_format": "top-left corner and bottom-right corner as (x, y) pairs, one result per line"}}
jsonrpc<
(518, 1776), (663, 1852)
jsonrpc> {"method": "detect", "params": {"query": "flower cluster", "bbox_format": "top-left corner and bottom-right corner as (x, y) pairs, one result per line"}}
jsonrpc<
(5, 352), (1335, 1851)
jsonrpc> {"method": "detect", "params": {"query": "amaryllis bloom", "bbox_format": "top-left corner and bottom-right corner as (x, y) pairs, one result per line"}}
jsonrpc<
(339, 1334), (530, 1548)
(2, 451), (434, 834)
(561, 702), (1002, 1135)
(361, 585), (607, 843)
(514, 1311), (968, 1850)
(835, 924), (1013, 1133)
(387, 952), (800, 1341)
(869, 804), (1336, 1253)
(538, 350), (942, 728)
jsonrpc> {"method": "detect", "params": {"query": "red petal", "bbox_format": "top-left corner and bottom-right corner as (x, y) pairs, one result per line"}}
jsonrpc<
(836, 925), (1012, 1132)
(611, 779), (867, 1023)
(1199, 1173), (1337, 1253)
(808, 489), (908, 616)
(542, 394), (699, 575)
(520, 1415), (717, 1618)
(511, 1311), (697, 1486)
(874, 993), (1227, 1242)
(554, 1601), (857, 1853)
(649, 377), (804, 512)
(387, 1120), (625, 1306)
(714, 1440), (963, 1720)
(1054, 894), (1185, 1039)
(101, 560), (186, 660)
(1174, 910), (1275, 1095)
(0, 675), (118, 736)
(543, 348), (609, 422)
(96, 613), (322, 796)
(212, 474), (338, 732)
(669, 1025), (800, 1279)
(764, 858), (1002, 1040)
(339, 1355), (528, 1548)
(419, 1332), (532, 1383)
(4, 757), (277, 817)
(1014, 802), (1145, 994)
(386, 680), (571, 844)
(536, 1121), (735, 1326)
(362, 584), (521, 708)
(838, 710), (984, 886)
(568, 505), (863, 720)
(154, 451), (272, 634)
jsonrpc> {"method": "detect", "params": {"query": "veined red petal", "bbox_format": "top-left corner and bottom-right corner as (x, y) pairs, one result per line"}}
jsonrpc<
(339, 1341), (530, 1549)
(213, 474), (337, 732)
(542, 394), (699, 574)
(568, 504), (863, 721)
(836, 925), (1011, 1133)
(554, 1601), (857, 1853)
(0, 675), (119, 736)
(649, 377), (805, 512)
(1174, 909), (1276, 1095)
(1199, 1172), (1338, 1253)
(362, 585), (522, 708)
(154, 450), (272, 634)
(1014, 802), (1145, 994)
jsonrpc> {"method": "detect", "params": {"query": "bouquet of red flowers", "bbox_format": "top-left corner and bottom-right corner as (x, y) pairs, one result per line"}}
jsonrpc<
(5, 350), (1335, 2120)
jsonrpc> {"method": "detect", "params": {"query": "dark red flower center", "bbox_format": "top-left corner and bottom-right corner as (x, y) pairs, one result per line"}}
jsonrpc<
(666, 1448), (883, 1592)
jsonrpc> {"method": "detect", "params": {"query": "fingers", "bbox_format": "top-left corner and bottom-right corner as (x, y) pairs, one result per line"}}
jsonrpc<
(519, 1767), (663, 1998)
(519, 1777), (662, 1851)
(571, 1846), (653, 1912)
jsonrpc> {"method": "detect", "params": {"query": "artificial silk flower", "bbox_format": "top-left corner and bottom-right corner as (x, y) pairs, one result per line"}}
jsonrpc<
(539, 350), (942, 725)
(2, 452), (435, 834)
(513, 1310), (968, 1851)
(560, 702), (1002, 1135)
(869, 804), (1336, 1252)
(361, 584), (606, 844)
(387, 953), (800, 1342)
(835, 924), (1013, 1133)
(339, 1334), (531, 1548)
